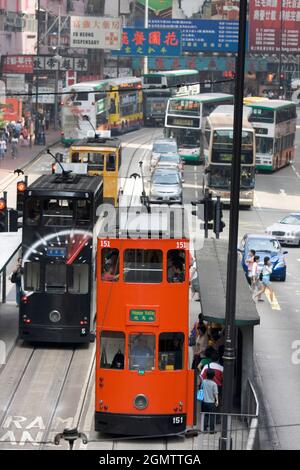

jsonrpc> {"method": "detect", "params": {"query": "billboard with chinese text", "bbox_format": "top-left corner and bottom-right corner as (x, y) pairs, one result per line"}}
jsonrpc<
(70, 16), (122, 50)
(249, 0), (300, 53)
(2, 56), (34, 74)
(112, 28), (181, 56)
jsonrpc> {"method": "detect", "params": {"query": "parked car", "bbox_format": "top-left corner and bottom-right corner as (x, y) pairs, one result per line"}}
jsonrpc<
(238, 234), (288, 281)
(154, 154), (184, 180)
(149, 168), (182, 204)
(266, 213), (300, 246)
(150, 138), (178, 171)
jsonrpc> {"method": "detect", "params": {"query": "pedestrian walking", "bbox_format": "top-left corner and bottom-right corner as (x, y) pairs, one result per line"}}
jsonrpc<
(9, 258), (24, 307)
(0, 135), (6, 160)
(251, 255), (261, 291)
(253, 256), (274, 304)
(245, 249), (255, 286)
(200, 368), (219, 433)
(11, 136), (18, 159)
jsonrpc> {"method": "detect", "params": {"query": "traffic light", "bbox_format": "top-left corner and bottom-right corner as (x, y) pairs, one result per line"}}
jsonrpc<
(16, 180), (27, 216)
(213, 196), (225, 239)
(0, 197), (8, 232)
(191, 190), (215, 238)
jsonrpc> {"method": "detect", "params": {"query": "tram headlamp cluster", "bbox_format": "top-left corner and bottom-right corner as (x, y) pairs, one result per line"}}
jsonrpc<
(134, 394), (148, 410)
(49, 310), (61, 323)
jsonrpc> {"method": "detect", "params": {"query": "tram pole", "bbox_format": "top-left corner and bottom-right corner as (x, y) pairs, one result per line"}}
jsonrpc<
(219, 0), (248, 450)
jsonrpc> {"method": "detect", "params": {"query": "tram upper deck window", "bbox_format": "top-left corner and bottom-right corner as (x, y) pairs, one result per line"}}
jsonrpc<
(43, 199), (74, 226)
(87, 153), (104, 171)
(100, 331), (125, 369)
(25, 198), (41, 226)
(129, 334), (155, 371)
(101, 248), (119, 282)
(106, 154), (116, 172)
(159, 333), (184, 370)
(167, 250), (185, 283)
(124, 249), (162, 283)
(24, 262), (41, 292)
(45, 263), (66, 293)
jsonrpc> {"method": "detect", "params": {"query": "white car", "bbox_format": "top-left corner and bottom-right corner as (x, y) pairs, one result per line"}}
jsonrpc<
(150, 138), (178, 171)
(266, 213), (300, 246)
(154, 154), (184, 181)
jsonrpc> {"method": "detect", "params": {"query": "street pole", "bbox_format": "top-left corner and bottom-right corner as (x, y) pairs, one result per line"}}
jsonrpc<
(279, 0), (283, 97)
(116, 0), (120, 78)
(219, 0), (248, 451)
(144, 0), (149, 74)
(35, 0), (41, 144)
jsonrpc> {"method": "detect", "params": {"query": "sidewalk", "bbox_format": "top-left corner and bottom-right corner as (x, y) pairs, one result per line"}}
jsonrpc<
(0, 128), (61, 183)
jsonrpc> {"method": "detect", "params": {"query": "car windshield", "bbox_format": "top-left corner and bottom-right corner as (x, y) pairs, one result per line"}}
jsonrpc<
(153, 142), (177, 153)
(280, 215), (300, 225)
(159, 155), (180, 163)
(248, 238), (280, 252)
(152, 172), (180, 185)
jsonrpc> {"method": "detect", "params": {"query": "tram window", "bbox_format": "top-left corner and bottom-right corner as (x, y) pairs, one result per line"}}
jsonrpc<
(129, 334), (155, 371)
(106, 154), (116, 172)
(43, 199), (73, 226)
(101, 248), (119, 281)
(71, 152), (80, 163)
(25, 198), (41, 226)
(76, 199), (91, 225)
(45, 264), (66, 293)
(123, 249), (162, 283)
(24, 262), (41, 292)
(159, 333), (184, 371)
(167, 250), (185, 283)
(88, 153), (104, 171)
(100, 331), (125, 369)
(69, 264), (89, 294)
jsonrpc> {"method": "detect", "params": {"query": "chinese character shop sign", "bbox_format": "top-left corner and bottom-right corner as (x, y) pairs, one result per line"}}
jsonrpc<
(2, 55), (34, 74)
(70, 16), (122, 49)
(250, 0), (300, 53)
(113, 28), (181, 56)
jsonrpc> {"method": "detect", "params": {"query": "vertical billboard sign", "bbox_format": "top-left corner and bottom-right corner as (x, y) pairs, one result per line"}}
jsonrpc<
(249, 0), (300, 53)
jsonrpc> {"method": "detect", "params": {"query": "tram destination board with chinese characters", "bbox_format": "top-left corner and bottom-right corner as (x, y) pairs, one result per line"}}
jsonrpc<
(130, 309), (156, 322)
(70, 16), (122, 50)
(112, 28), (181, 57)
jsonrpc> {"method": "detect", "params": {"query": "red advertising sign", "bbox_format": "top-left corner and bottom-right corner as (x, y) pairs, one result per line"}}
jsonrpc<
(3, 98), (23, 122)
(2, 55), (34, 74)
(250, 0), (300, 53)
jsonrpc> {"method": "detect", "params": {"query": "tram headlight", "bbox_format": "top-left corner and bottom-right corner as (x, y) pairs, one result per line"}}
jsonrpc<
(134, 394), (148, 410)
(49, 310), (61, 323)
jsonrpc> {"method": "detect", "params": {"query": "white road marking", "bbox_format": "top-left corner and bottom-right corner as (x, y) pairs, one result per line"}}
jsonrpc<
(279, 189), (287, 196)
(253, 191), (262, 211)
(291, 164), (300, 179)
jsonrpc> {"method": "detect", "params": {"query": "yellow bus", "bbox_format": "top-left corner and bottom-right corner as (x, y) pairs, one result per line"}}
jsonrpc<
(107, 77), (143, 134)
(68, 134), (122, 206)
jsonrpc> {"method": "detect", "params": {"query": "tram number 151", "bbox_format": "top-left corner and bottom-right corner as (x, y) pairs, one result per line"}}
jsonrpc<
(172, 416), (184, 425)
(176, 242), (187, 249)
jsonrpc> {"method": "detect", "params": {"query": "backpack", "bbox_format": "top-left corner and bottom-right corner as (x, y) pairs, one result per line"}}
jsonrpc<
(188, 323), (197, 347)
(10, 272), (17, 284)
(111, 350), (124, 369)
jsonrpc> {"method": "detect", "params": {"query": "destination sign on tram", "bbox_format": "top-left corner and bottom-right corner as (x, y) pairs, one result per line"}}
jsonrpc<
(130, 309), (156, 322)
(166, 116), (200, 129)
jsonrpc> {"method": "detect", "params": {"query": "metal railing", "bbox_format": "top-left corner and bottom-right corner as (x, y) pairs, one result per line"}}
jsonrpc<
(194, 380), (260, 450)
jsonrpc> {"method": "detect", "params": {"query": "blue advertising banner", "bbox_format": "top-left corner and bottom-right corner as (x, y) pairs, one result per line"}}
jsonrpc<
(112, 28), (181, 57)
(148, 18), (247, 53)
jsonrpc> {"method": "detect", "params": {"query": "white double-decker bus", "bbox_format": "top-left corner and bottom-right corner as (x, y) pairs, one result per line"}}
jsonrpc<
(246, 99), (296, 171)
(164, 93), (234, 164)
(203, 111), (256, 208)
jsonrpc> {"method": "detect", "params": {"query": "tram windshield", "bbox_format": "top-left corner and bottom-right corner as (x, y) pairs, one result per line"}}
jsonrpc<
(25, 198), (92, 227)
(129, 333), (155, 371)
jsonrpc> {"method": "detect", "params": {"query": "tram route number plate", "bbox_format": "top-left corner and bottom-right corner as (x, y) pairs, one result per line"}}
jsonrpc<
(129, 309), (156, 322)
(171, 415), (186, 426)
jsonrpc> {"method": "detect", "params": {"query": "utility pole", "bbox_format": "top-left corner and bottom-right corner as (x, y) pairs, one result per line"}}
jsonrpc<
(35, 0), (41, 144)
(278, 0), (284, 97)
(219, 0), (248, 450)
(144, 0), (149, 74)
(116, 0), (121, 78)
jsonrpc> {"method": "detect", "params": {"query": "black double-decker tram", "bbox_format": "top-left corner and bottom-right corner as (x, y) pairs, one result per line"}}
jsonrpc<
(19, 173), (103, 343)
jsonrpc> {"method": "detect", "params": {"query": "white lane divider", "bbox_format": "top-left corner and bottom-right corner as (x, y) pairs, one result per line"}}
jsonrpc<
(279, 189), (287, 196)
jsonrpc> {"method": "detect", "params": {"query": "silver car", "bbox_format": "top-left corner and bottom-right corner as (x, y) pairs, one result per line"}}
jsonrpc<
(149, 168), (183, 204)
(150, 138), (178, 171)
(266, 213), (300, 246)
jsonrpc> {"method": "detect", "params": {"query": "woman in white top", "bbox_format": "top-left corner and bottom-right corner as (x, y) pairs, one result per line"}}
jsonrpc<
(253, 256), (274, 303)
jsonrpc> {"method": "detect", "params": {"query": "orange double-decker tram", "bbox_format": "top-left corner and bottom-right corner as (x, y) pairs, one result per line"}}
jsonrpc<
(95, 235), (196, 436)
